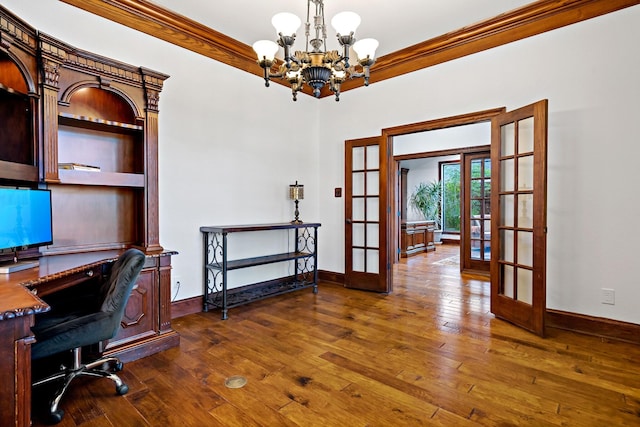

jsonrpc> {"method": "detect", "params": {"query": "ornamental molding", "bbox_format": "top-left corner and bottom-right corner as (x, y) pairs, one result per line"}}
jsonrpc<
(0, 305), (48, 321)
(0, 12), (37, 52)
(42, 59), (61, 88)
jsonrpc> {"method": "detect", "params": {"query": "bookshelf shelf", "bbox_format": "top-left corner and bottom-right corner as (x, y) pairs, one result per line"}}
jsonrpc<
(58, 113), (143, 133)
(57, 169), (144, 187)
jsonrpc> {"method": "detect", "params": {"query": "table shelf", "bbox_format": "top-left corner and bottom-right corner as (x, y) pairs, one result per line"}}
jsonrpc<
(206, 251), (313, 271)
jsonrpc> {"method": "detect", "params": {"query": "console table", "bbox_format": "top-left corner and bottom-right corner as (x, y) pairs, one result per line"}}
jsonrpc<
(400, 220), (436, 257)
(201, 223), (321, 319)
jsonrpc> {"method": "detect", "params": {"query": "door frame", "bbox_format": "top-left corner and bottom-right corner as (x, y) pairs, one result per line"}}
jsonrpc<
(384, 108), (506, 267)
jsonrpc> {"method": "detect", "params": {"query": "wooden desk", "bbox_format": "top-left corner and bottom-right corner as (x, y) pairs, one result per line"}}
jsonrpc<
(0, 271), (47, 426)
(0, 250), (180, 427)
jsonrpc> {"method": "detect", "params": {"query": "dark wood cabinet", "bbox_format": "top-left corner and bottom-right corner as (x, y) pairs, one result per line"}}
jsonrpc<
(0, 6), (178, 426)
(110, 269), (157, 346)
(39, 33), (168, 254)
(0, 7), (40, 267)
(400, 221), (436, 257)
(33, 32), (175, 359)
(0, 294), (40, 426)
(0, 8), (38, 185)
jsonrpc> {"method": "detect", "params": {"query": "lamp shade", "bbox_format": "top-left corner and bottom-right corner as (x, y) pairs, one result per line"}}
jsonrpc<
(252, 40), (279, 61)
(289, 182), (304, 200)
(331, 11), (361, 35)
(272, 12), (302, 36)
(353, 38), (379, 60)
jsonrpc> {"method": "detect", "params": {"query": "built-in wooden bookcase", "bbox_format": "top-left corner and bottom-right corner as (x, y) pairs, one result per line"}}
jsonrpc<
(38, 34), (168, 255)
(0, 12), (39, 184)
(1, 12), (178, 423)
(0, 10), (40, 265)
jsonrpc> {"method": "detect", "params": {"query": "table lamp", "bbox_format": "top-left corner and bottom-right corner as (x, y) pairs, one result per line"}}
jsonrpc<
(289, 181), (304, 223)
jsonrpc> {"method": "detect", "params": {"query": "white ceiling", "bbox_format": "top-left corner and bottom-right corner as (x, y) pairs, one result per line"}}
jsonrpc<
(151, 0), (534, 57)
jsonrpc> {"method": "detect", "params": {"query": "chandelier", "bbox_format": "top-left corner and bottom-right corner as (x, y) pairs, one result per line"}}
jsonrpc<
(252, 0), (378, 101)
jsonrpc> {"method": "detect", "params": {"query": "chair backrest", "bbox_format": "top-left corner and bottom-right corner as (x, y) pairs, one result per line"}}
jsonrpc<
(99, 248), (146, 328)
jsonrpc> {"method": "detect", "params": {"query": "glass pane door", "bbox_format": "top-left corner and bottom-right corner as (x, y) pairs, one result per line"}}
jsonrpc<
(345, 136), (389, 292)
(491, 100), (547, 337)
(351, 145), (380, 274)
(462, 152), (491, 273)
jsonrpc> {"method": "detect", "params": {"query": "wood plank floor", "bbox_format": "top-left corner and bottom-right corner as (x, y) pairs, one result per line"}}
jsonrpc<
(32, 244), (640, 426)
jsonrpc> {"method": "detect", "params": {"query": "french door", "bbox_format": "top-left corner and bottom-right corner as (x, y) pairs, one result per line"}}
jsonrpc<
(344, 136), (390, 292)
(490, 100), (548, 336)
(461, 152), (491, 273)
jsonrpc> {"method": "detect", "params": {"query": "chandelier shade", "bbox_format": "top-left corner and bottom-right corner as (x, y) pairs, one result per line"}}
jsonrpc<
(253, 0), (378, 101)
(353, 38), (380, 63)
(330, 11), (361, 35)
(271, 13), (302, 36)
(252, 40), (279, 62)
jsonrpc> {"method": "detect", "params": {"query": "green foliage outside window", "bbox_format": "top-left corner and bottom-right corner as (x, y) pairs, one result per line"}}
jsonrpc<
(442, 163), (460, 233)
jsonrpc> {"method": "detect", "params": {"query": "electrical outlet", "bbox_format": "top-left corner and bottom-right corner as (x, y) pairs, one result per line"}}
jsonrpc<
(601, 288), (615, 305)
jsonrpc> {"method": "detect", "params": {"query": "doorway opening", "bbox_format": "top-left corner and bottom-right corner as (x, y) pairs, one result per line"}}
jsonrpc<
(389, 111), (501, 274)
(345, 102), (548, 336)
(343, 107), (504, 294)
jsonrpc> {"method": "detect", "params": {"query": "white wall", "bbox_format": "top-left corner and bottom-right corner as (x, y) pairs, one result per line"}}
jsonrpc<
(3, 0), (320, 299)
(404, 158), (441, 222)
(394, 122), (491, 155)
(318, 6), (640, 324)
(8, 2), (640, 324)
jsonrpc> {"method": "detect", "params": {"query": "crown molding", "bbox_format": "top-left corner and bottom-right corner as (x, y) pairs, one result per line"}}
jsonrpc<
(60, 0), (640, 99)
(339, 0), (640, 92)
(59, 0), (258, 70)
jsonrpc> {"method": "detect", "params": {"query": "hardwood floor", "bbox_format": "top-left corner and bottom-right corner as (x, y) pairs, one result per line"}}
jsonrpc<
(32, 244), (640, 426)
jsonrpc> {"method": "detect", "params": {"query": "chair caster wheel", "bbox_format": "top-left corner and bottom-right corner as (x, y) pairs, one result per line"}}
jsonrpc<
(116, 383), (129, 395)
(114, 361), (124, 371)
(47, 408), (64, 424)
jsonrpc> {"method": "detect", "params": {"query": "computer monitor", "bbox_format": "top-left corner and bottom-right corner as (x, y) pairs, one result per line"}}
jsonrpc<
(0, 188), (53, 273)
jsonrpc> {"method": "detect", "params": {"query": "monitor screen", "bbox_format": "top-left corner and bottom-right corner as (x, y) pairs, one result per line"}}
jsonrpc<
(0, 188), (53, 252)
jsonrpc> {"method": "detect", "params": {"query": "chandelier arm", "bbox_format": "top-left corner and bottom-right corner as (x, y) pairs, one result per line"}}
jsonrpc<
(258, 61), (283, 87)
(329, 79), (341, 101)
(336, 32), (356, 68)
(347, 68), (370, 86)
(291, 80), (302, 101)
(342, 45), (350, 69)
(267, 71), (284, 79)
(277, 34), (297, 67)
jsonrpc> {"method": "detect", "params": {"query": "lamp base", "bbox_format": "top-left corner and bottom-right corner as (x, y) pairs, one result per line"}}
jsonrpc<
(291, 199), (303, 224)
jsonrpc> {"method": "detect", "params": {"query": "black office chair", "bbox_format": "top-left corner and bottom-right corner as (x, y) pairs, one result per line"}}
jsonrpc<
(31, 248), (146, 424)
